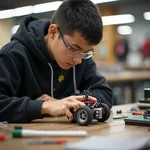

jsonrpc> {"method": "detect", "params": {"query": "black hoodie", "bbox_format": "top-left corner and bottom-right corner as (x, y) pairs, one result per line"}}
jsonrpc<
(0, 16), (113, 123)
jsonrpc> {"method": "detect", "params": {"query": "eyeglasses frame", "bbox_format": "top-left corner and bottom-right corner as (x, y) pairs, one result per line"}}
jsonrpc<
(57, 27), (95, 59)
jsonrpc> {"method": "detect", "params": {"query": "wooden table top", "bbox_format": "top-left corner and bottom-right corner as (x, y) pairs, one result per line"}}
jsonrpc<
(102, 71), (150, 83)
(0, 103), (150, 150)
(125, 65), (150, 71)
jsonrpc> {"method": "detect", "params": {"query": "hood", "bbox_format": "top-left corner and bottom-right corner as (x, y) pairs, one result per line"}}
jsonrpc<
(11, 16), (58, 67)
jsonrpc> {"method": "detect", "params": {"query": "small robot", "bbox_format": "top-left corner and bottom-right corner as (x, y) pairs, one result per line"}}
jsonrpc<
(70, 89), (110, 126)
(143, 109), (150, 119)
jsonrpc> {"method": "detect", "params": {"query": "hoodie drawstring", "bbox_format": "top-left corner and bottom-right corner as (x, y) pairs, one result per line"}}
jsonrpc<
(48, 63), (77, 98)
(73, 66), (77, 93)
(48, 63), (54, 97)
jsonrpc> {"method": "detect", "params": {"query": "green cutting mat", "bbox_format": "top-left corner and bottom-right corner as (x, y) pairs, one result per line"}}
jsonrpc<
(124, 115), (150, 126)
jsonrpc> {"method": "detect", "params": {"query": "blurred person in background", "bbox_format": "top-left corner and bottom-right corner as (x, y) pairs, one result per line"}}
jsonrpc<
(140, 36), (150, 59)
(140, 35), (150, 67)
(114, 34), (129, 63)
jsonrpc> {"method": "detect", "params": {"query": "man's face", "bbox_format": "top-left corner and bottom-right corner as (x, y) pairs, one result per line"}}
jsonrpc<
(46, 25), (94, 69)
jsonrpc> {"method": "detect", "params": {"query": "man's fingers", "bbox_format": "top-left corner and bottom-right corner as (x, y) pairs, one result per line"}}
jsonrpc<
(88, 96), (97, 102)
(70, 95), (97, 102)
(36, 94), (56, 101)
(36, 95), (43, 100)
(67, 98), (85, 107)
(66, 101), (80, 110)
(36, 94), (48, 100)
(65, 109), (73, 121)
(70, 95), (86, 101)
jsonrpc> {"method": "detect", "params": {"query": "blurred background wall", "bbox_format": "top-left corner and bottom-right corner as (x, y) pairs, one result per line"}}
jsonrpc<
(0, 18), (12, 48)
(0, 0), (150, 64)
(0, 0), (150, 105)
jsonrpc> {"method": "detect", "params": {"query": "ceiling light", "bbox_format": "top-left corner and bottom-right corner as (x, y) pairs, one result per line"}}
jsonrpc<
(143, 12), (150, 20)
(91, 0), (118, 4)
(0, 9), (13, 19)
(33, 1), (62, 14)
(117, 25), (132, 35)
(14, 6), (33, 17)
(0, 1), (62, 19)
(102, 14), (135, 26)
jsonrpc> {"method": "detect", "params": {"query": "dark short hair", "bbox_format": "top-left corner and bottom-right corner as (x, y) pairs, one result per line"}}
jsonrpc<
(51, 0), (103, 45)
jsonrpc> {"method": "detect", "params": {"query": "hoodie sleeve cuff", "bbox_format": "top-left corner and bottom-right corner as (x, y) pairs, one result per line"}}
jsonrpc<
(26, 100), (44, 121)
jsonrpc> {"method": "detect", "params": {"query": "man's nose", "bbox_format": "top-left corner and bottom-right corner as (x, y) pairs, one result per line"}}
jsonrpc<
(73, 55), (82, 65)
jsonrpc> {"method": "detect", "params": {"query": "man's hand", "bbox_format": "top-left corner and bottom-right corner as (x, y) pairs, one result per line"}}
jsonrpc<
(41, 95), (97, 121)
(36, 94), (56, 101)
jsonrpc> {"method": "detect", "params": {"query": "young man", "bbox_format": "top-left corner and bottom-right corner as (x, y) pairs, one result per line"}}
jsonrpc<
(0, 0), (113, 123)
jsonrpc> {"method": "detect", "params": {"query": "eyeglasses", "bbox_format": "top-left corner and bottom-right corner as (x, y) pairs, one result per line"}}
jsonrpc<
(57, 27), (95, 59)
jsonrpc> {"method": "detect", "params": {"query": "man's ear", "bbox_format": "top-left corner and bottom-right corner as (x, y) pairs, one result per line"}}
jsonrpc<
(48, 24), (58, 39)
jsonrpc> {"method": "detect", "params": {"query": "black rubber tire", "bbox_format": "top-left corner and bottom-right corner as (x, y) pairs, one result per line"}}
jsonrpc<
(74, 106), (93, 126)
(97, 103), (110, 122)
